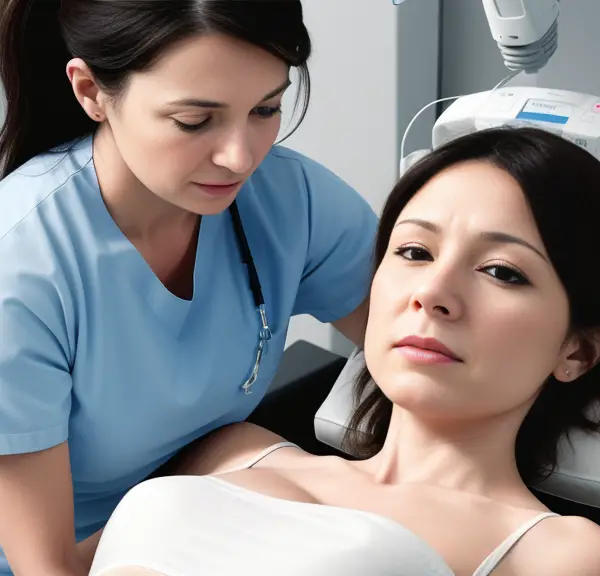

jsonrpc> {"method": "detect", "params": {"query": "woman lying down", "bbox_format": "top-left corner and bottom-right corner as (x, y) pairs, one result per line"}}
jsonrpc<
(90, 127), (600, 576)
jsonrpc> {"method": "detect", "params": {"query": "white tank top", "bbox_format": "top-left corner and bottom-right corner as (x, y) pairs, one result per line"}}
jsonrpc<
(90, 442), (558, 576)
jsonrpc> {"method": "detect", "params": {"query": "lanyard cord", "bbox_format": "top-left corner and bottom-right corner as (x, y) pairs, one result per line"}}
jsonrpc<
(229, 200), (264, 308)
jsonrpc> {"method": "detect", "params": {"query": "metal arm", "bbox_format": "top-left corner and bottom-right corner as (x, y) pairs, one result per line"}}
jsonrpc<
(482, 0), (560, 73)
(393, 0), (560, 74)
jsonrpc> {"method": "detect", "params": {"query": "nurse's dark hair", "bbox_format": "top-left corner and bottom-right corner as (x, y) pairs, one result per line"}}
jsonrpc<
(343, 126), (600, 487)
(0, 0), (311, 177)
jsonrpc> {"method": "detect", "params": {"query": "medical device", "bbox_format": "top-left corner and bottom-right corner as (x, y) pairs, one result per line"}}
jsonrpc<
(396, 0), (567, 174)
(432, 86), (600, 157)
(400, 86), (600, 174)
(229, 201), (272, 395)
(396, 1), (600, 175)
(482, 0), (559, 73)
(394, 0), (560, 74)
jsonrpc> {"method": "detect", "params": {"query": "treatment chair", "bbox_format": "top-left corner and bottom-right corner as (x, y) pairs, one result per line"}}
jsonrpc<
(249, 341), (600, 525)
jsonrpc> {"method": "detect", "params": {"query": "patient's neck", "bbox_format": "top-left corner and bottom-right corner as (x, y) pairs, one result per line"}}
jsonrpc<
(360, 405), (530, 498)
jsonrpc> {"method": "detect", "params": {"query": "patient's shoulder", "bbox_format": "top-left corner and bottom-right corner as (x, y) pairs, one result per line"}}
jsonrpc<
(523, 515), (600, 575)
(553, 516), (600, 574)
(163, 422), (296, 477)
(199, 422), (293, 472)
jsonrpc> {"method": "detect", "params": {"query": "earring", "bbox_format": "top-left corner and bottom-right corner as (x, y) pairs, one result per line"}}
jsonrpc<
(564, 368), (571, 377)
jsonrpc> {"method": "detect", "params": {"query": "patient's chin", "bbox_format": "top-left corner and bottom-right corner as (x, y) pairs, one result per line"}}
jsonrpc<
(375, 369), (486, 423)
(379, 371), (454, 409)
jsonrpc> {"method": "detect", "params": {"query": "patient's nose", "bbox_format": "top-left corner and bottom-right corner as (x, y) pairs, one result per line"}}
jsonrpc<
(409, 271), (463, 321)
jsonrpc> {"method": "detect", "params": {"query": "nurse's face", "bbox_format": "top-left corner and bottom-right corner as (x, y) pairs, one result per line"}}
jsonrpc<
(92, 34), (290, 215)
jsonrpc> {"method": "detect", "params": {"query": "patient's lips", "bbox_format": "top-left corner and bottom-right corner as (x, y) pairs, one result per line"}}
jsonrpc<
(394, 335), (463, 364)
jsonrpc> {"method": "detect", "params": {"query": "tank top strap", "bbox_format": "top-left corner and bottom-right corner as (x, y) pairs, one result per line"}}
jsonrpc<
(471, 512), (559, 576)
(216, 441), (300, 475)
(244, 441), (300, 469)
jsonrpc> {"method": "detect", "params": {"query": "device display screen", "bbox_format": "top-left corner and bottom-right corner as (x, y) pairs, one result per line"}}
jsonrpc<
(516, 99), (570, 125)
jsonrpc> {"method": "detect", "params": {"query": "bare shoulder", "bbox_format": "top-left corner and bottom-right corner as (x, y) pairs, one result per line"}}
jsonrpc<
(524, 515), (600, 575)
(158, 422), (297, 477)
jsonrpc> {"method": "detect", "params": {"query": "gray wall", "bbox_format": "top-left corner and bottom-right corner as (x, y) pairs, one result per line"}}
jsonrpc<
(441, 0), (507, 97)
(284, 0), (440, 356)
(441, 0), (600, 99)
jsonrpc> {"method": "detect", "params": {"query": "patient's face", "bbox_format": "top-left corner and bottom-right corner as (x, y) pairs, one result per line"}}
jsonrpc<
(365, 160), (571, 421)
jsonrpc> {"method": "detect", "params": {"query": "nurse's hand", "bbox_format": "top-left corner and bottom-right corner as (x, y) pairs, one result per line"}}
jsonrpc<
(0, 442), (86, 576)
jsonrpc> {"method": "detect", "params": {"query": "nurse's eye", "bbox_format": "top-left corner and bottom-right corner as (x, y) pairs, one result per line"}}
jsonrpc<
(251, 105), (282, 119)
(394, 245), (433, 261)
(173, 117), (211, 132)
(479, 262), (529, 285)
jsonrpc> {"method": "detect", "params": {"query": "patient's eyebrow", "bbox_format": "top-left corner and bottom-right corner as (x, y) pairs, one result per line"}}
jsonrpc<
(395, 218), (439, 233)
(394, 218), (548, 262)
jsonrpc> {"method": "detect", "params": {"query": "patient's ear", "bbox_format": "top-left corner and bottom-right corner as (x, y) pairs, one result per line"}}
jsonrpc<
(553, 329), (600, 382)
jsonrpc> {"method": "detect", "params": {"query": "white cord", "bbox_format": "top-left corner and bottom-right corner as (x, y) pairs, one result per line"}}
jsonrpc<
(400, 95), (463, 167)
(399, 67), (523, 175)
(493, 69), (522, 91)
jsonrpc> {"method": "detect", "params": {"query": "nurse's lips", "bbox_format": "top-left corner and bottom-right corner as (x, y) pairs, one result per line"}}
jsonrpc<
(194, 181), (242, 197)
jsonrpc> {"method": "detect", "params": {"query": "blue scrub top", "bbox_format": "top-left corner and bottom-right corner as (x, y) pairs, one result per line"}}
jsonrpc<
(0, 135), (377, 573)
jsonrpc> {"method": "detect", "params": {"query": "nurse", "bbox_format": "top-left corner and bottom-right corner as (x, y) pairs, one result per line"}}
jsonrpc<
(0, 1), (377, 575)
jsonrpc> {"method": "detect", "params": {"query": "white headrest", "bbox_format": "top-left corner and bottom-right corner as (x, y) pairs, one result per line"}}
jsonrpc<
(399, 148), (431, 176)
(314, 348), (600, 508)
(314, 348), (365, 451)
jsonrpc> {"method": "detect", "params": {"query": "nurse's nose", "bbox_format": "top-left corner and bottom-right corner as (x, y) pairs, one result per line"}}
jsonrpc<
(212, 127), (254, 175)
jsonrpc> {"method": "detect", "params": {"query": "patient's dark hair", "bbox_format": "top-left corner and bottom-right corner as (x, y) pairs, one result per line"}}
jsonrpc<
(344, 126), (600, 486)
(0, 0), (311, 177)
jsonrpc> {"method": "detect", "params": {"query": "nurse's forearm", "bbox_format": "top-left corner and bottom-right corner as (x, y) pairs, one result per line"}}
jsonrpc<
(0, 444), (87, 576)
(331, 298), (369, 347)
(77, 529), (104, 571)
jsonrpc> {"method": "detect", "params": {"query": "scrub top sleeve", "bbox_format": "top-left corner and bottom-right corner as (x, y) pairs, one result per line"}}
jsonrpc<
(0, 269), (73, 455)
(292, 159), (378, 323)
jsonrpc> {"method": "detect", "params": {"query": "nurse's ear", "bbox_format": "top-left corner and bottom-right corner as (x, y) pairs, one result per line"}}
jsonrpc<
(66, 58), (109, 123)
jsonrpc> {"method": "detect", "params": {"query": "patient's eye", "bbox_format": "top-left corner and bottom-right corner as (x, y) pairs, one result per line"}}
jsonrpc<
(394, 245), (433, 261)
(479, 263), (530, 285)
